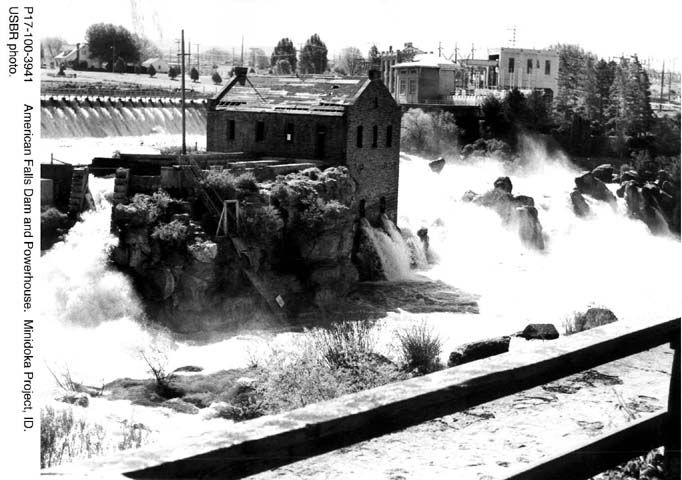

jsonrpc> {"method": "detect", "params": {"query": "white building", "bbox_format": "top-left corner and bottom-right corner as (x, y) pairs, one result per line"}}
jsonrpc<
(142, 57), (169, 73)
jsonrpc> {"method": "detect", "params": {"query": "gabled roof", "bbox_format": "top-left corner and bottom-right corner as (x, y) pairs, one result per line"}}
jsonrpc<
(213, 75), (370, 115)
(142, 58), (167, 66)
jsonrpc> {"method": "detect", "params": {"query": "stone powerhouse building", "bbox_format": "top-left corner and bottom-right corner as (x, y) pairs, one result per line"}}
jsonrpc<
(207, 68), (402, 223)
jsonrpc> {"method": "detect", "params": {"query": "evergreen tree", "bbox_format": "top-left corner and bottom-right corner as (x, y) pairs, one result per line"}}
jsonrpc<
(211, 71), (222, 85)
(168, 65), (179, 80)
(275, 59), (292, 75)
(299, 34), (328, 74)
(590, 59), (616, 133)
(190, 67), (199, 82)
(607, 56), (654, 138)
(552, 44), (592, 125)
(271, 38), (297, 72)
(148, 64), (156, 77)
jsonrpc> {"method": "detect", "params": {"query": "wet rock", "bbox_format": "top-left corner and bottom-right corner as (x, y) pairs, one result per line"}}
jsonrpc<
(518, 323), (559, 340)
(574, 172), (617, 207)
(142, 266), (176, 300)
(494, 176), (513, 194)
(515, 206), (545, 250)
(569, 307), (618, 334)
(570, 189), (591, 217)
(461, 190), (479, 202)
(59, 392), (90, 408)
(620, 170), (641, 184)
(447, 336), (511, 367)
(511, 195), (535, 208)
(162, 398), (200, 414)
(429, 157), (445, 173)
(591, 164), (614, 183)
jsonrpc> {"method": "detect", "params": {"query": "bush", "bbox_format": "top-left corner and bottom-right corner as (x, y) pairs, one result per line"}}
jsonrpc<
(401, 108), (461, 155)
(148, 64), (156, 77)
(395, 321), (443, 374)
(201, 169), (236, 200)
(151, 219), (189, 243)
(41, 207), (69, 231)
(211, 71), (222, 85)
(234, 172), (259, 193)
(40, 406), (106, 468)
(238, 205), (284, 244)
(296, 198), (349, 233)
(168, 66), (179, 80)
(190, 67), (199, 82)
(310, 320), (378, 369)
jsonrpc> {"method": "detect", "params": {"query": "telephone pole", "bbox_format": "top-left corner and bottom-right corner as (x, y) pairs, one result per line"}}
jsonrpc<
(660, 60), (665, 110)
(181, 29), (187, 154)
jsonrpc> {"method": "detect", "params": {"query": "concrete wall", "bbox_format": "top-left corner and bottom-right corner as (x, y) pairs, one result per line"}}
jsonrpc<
(207, 110), (347, 163)
(345, 80), (402, 224)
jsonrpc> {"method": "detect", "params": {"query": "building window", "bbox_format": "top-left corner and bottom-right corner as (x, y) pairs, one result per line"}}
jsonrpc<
(359, 199), (366, 218)
(545, 60), (551, 75)
(356, 125), (363, 148)
(380, 196), (386, 214)
(285, 123), (294, 143)
(372, 125), (378, 148)
(227, 119), (235, 140)
(527, 59), (533, 74)
(374, 97), (378, 108)
(409, 68), (417, 74)
(508, 58), (515, 73)
(399, 80), (406, 94)
(536, 59), (540, 68)
(385, 125), (393, 148)
(255, 121), (265, 142)
(409, 79), (417, 94)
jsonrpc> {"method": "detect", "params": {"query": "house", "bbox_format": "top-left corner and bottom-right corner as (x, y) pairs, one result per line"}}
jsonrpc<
(379, 42), (427, 96)
(487, 47), (559, 100)
(391, 53), (459, 104)
(54, 44), (99, 69)
(206, 68), (402, 223)
(142, 58), (169, 73)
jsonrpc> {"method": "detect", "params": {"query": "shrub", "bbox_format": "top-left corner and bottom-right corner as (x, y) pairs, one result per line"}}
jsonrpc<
(190, 67), (199, 82)
(234, 172), (259, 193)
(238, 205), (284, 244)
(400, 108), (461, 155)
(563, 307), (618, 335)
(151, 219), (189, 243)
(201, 169), (236, 200)
(395, 321), (443, 374)
(296, 198), (349, 234)
(310, 320), (378, 369)
(40, 406), (106, 468)
(211, 71), (222, 85)
(148, 64), (156, 77)
(41, 207), (69, 231)
(168, 66), (179, 80)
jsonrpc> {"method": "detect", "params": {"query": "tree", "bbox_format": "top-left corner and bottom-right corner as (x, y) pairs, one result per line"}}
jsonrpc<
(133, 34), (161, 62)
(212, 71), (222, 85)
(368, 44), (380, 69)
(338, 46), (365, 76)
(608, 56), (654, 139)
(275, 59), (292, 75)
(114, 57), (126, 73)
(41, 37), (66, 66)
(190, 67), (199, 82)
(168, 65), (179, 80)
(271, 38), (297, 72)
(148, 64), (156, 77)
(250, 47), (269, 70)
(299, 34), (328, 74)
(86, 23), (140, 65)
(551, 44), (594, 125)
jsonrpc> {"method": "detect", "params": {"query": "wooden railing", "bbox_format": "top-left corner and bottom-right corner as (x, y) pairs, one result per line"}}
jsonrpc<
(47, 317), (680, 479)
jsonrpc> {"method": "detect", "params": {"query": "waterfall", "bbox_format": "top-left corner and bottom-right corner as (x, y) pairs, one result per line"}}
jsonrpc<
(358, 217), (417, 281)
(40, 98), (208, 138)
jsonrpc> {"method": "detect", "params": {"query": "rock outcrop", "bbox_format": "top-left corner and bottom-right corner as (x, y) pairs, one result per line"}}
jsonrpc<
(518, 323), (560, 340)
(574, 172), (617, 208)
(447, 336), (511, 367)
(463, 177), (545, 250)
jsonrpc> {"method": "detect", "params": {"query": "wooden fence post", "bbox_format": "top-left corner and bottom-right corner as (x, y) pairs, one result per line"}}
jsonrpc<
(665, 336), (680, 480)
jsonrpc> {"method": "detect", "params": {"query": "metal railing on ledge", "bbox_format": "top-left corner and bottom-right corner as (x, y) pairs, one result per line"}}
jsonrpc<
(46, 317), (680, 479)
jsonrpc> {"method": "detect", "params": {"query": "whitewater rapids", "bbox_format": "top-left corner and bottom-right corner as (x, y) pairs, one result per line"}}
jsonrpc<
(39, 142), (681, 387)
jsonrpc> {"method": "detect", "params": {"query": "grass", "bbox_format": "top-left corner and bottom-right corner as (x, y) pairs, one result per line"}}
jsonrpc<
(395, 321), (443, 374)
(563, 307), (618, 335)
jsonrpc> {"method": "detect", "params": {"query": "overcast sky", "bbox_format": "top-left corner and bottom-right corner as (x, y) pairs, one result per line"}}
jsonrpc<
(42, 0), (680, 68)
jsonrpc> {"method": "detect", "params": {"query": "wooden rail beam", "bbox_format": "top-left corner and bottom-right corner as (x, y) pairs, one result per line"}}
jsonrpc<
(46, 318), (679, 479)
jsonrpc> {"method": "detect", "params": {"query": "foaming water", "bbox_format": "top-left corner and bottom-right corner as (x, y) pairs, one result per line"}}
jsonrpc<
(398, 142), (681, 333)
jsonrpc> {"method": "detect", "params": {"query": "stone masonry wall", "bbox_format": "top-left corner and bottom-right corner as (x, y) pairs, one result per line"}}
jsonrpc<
(345, 80), (402, 224)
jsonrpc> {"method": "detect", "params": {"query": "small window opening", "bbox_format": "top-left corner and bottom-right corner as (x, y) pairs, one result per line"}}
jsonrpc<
(385, 125), (393, 148)
(379, 196), (386, 214)
(227, 119), (235, 140)
(356, 125), (363, 148)
(372, 125), (378, 148)
(359, 199), (366, 218)
(255, 121), (265, 142)
(285, 123), (294, 143)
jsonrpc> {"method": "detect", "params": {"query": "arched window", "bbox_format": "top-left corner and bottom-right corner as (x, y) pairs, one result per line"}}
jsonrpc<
(372, 125), (378, 148)
(385, 125), (393, 147)
(356, 125), (363, 148)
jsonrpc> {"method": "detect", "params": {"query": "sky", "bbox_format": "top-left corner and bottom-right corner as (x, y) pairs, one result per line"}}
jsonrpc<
(42, 0), (681, 68)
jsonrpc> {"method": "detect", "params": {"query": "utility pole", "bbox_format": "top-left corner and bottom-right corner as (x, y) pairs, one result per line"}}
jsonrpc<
(669, 62), (674, 102)
(470, 43), (475, 60)
(438, 41), (442, 57)
(660, 60), (665, 110)
(111, 40), (116, 73)
(188, 40), (191, 69)
(240, 35), (244, 66)
(454, 42), (458, 62)
(76, 42), (80, 69)
(181, 29), (186, 154)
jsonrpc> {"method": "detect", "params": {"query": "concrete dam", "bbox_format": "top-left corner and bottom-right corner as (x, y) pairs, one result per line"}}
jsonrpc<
(40, 96), (207, 138)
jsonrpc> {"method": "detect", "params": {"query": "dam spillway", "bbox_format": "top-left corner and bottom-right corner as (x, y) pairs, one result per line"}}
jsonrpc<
(40, 96), (208, 138)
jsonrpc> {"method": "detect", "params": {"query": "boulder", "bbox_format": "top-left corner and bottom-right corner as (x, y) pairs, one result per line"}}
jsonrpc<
(494, 176), (513, 194)
(570, 307), (618, 334)
(447, 336), (511, 367)
(591, 164), (614, 183)
(575, 172), (617, 207)
(620, 170), (641, 184)
(515, 206), (545, 250)
(518, 323), (560, 340)
(512, 195), (535, 208)
(59, 392), (90, 408)
(141, 266), (176, 301)
(162, 398), (200, 415)
(429, 157), (446, 173)
(570, 189), (591, 217)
